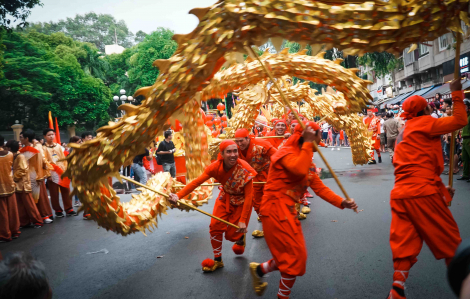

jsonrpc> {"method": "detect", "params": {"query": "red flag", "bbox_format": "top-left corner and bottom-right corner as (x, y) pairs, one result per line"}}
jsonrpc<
(54, 117), (61, 144)
(48, 111), (54, 130)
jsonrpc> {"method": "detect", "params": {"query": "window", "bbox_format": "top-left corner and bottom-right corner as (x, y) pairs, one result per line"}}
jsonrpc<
(419, 43), (429, 56)
(404, 47), (415, 65)
(439, 34), (449, 52)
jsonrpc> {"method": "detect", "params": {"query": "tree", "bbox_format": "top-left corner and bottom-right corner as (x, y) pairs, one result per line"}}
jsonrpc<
(356, 52), (398, 79)
(24, 13), (134, 51)
(134, 30), (147, 44)
(1, 0), (42, 30)
(126, 28), (177, 92)
(0, 31), (112, 131)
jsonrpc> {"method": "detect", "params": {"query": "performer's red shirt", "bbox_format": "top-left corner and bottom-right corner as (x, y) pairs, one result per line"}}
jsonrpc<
(143, 156), (158, 174)
(391, 91), (468, 203)
(176, 159), (257, 224)
(238, 138), (276, 182)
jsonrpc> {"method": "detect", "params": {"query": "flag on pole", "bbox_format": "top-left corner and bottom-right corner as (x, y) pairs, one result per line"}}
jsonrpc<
(54, 117), (61, 144)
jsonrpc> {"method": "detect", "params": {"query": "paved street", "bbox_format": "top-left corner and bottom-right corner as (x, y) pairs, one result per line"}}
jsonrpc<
(1, 148), (470, 299)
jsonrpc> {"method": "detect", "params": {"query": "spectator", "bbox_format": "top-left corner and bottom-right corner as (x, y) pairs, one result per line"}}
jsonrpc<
(331, 127), (340, 150)
(157, 130), (176, 178)
(131, 148), (150, 184)
(430, 102), (439, 118)
(378, 113), (386, 152)
(383, 112), (400, 161)
(143, 152), (158, 180)
(321, 122), (329, 143)
(433, 93), (442, 110)
(457, 99), (470, 182)
(0, 252), (52, 299)
(81, 132), (93, 142)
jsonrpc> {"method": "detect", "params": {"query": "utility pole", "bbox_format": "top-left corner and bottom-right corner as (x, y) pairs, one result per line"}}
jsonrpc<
(114, 28), (118, 44)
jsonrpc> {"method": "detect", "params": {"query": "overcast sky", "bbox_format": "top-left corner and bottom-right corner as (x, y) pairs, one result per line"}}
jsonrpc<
(26, 0), (217, 35)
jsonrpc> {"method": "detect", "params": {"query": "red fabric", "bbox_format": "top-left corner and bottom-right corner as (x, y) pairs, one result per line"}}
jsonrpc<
(276, 119), (287, 126)
(363, 116), (380, 139)
(143, 156), (158, 174)
(235, 128), (250, 138)
(176, 159), (256, 224)
(0, 194), (20, 239)
(391, 91), (468, 202)
(47, 180), (72, 213)
(218, 140), (237, 160)
(261, 258), (278, 274)
(19, 146), (39, 155)
(340, 130), (344, 140)
(209, 195), (250, 241)
(390, 194), (461, 271)
(36, 181), (52, 219)
(268, 136), (287, 149)
(50, 163), (71, 188)
(54, 117), (61, 145)
(16, 192), (43, 226)
(261, 142), (344, 276)
(401, 95), (428, 120)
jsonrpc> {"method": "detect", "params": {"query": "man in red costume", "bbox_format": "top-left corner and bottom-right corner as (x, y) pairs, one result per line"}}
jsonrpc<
(169, 140), (257, 272)
(234, 128), (277, 238)
(363, 108), (382, 164)
(386, 79), (468, 299)
(249, 121), (358, 298)
(267, 120), (289, 149)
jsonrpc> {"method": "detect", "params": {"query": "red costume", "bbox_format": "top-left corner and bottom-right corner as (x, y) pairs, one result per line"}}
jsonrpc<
(176, 140), (257, 260)
(143, 156), (158, 175)
(363, 111), (381, 161)
(258, 122), (345, 299)
(387, 91), (468, 298)
(235, 129), (276, 215)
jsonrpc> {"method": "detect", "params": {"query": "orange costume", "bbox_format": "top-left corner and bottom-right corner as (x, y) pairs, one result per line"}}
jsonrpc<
(0, 149), (20, 241)
(13, 152), (43, 227)
(235, 129), (277, 215)
(19, 145), (53, 221)
(387, 91), (468, 299)
(363, 111), (381, 162)
(43, 143), (73, 214)
(176, 140), (257, 263)
(33, 142), (54, 221)
(256, 122), (345, 299)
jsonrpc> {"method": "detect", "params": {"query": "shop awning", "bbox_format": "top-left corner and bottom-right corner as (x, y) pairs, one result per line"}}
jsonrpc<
(422, 83), (448, 100)
(380, 91), (415, 108)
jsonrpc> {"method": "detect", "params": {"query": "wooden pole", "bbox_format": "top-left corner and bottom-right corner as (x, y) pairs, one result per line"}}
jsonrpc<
(448, 32), (462, 206)
(120, 175), (240, 229)
(245, 46), (356, 212)
(198, 181), (266, 187)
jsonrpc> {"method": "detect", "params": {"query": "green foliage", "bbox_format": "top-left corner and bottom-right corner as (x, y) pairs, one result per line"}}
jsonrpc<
(126, 28), (177, 93)
(0, 31), (111, 130)
(1, 0), (42, 30)
(23, 12), (134, 51)
(357, 52), (397, 79)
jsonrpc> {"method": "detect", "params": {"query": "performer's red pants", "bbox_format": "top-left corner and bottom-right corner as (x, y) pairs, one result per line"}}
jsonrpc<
(36, 181), (53, 219)
(390, 194), (461, 276)
(16, 192), (43, 227)
(262, 206), (307, 276)
(48, 181), (72, 213)
(0, 194), (20, 239)
(209, 198), (249, 242)
(253, 184), (264, 215)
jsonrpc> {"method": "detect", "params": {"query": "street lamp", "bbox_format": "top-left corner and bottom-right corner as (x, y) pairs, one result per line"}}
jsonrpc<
(113, 89), (135, 118)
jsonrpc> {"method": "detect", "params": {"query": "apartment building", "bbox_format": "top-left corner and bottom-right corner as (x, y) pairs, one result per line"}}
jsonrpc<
(367, 27), (470, 109)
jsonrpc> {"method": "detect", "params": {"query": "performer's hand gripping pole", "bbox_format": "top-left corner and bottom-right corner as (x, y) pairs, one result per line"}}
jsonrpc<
(245, 45), (357, 213)
(120, 175), (240, 229)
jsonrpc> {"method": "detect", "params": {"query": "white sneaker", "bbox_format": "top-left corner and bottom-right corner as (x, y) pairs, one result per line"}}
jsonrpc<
(331, 148), (335, 151)
(43, 218), (53, 224)
(337, 148), (340, 151)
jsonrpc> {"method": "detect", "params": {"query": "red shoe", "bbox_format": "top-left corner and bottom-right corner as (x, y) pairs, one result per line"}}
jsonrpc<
(387, 285), (406, 299)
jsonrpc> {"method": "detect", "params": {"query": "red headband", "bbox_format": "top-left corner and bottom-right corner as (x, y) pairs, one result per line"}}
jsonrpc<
(294, 121), (320, 133)
(401, 95), (428, 120)
(276, 119), (287, 126)
(218, 140), (237, 160)
(234, 128), (250, 138)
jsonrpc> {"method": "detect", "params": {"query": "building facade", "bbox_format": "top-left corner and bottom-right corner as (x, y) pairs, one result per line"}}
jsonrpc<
(365, 25), (470, 107)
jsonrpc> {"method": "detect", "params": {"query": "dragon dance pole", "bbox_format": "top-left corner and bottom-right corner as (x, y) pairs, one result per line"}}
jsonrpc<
(448, 32), (462, 206)
(120, 175), (240, 229)
(245, 45), (357, 213)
